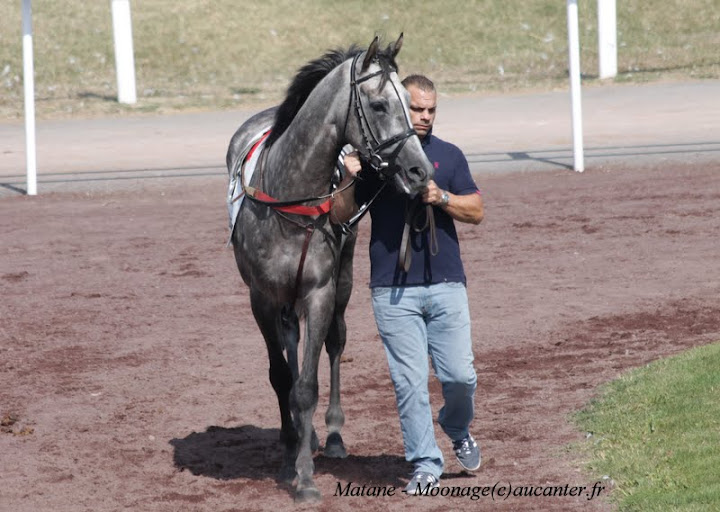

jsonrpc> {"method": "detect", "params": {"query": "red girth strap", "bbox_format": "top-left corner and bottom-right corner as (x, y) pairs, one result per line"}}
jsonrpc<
(248, 188), (332, 216)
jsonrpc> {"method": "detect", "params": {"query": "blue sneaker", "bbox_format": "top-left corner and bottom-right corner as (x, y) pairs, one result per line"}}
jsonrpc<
(453, 435), (481, 471)
(404, 472), (439, 495)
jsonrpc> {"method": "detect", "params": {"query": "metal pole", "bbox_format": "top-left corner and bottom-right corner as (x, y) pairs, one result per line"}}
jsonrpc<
(22, 0), (37, 195)
(111, 0), (137, 104)
(567, 0), (584, 172)
(598, 0), (618, 79)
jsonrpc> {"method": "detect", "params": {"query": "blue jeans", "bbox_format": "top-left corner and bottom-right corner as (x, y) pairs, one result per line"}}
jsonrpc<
(371, 282), (477, 478)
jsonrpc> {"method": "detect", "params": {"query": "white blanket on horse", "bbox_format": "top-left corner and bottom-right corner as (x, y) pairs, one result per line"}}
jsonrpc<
(226, 129), (270, 240)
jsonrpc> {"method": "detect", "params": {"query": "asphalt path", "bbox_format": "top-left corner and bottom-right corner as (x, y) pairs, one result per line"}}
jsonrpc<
(1, 80), (719, 196)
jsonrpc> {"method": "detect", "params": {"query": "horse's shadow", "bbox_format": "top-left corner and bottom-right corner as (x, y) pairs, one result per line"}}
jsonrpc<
(169, 425), (410, 488)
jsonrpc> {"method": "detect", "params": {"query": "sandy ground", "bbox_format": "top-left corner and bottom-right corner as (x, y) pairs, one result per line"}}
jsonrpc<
(1, 80), (720, 511)
(2, 158), (719, 511)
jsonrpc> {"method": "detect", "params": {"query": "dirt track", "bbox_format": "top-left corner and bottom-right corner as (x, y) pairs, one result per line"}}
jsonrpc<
(2, 155), (719, 510)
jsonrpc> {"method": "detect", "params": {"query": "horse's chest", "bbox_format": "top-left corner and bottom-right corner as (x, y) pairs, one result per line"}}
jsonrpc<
(237, 224), (337, 282)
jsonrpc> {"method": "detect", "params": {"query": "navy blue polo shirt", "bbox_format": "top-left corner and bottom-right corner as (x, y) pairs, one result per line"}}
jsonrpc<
(355, 130), (478, 287)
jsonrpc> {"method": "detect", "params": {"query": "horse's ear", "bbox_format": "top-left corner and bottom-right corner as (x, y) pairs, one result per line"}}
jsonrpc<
(391, 33), (404, 58)
(362, 36), (380, 70)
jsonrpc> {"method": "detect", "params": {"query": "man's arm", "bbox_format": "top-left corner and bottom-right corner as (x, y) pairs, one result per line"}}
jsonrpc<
(422, 179), (484, 225)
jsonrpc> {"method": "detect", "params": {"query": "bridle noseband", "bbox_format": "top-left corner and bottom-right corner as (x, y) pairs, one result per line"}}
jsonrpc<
(345, 52), (418, 181)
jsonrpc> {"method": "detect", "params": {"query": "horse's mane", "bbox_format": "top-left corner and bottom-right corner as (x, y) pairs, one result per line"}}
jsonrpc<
(266, 42), (399, 147)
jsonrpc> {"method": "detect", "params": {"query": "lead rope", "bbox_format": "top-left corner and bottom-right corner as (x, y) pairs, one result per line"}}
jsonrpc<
(399, 199), (438, 272)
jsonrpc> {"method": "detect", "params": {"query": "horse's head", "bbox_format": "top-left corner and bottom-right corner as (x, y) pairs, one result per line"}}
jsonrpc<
(346, 34), (434, 196)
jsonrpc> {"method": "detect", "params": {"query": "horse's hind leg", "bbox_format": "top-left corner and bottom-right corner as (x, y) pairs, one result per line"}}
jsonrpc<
(268, 348), (298, 483)
(323, 238), (354, 459)
(250, 292), (297, 482)
(323, 308), (348, 458)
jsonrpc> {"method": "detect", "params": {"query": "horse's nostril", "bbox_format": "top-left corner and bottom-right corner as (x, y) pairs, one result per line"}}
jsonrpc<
(408, 166), (427, 182)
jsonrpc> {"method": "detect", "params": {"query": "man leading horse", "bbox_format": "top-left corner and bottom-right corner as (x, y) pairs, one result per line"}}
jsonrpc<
(332, 73), (484, 494)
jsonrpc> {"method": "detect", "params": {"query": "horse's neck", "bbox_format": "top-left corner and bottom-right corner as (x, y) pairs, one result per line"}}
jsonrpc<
(264, 73), (348, 198)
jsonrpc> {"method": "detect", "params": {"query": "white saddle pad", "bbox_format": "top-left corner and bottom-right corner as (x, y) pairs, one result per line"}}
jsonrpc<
(226, 130), (270, 240)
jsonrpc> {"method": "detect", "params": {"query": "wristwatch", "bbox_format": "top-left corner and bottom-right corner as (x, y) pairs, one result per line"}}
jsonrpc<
(440, 191), (450, 206)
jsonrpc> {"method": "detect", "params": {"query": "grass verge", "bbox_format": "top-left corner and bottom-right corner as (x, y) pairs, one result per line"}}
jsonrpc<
(574, 342), (720, 511)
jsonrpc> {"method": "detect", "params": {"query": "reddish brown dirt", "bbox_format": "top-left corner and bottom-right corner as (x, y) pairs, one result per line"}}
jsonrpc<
(2, 162), (719, 511)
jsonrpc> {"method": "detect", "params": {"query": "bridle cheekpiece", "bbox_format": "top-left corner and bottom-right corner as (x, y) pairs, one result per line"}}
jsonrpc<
(346, 52), (418, 181)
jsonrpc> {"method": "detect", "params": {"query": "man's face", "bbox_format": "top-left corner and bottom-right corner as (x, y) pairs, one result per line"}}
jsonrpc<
(406, 85), (437, 140)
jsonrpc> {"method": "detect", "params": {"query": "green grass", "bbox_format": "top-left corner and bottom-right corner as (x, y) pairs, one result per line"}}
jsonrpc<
(574, 342), (720, 511)
(1, 0), (719, 119)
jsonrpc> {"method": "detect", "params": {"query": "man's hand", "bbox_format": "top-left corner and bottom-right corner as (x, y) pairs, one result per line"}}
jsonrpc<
(422, 179), (484, 225)
(422, 180), (445, 206)
(331, 152), (361, 224)
(344, 152), (362, 178)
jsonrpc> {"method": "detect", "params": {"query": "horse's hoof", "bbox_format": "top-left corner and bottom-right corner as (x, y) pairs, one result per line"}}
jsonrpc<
(295, 486), (322, 503)
(324, 443), (347, 458)
(324, 432), (348, 459)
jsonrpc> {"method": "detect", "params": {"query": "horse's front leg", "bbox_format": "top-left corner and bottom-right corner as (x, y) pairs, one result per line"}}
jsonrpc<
(292, 287), (335, 503)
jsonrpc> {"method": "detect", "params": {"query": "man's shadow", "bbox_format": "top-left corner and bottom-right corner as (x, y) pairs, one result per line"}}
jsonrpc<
(169, 424), (410, 489)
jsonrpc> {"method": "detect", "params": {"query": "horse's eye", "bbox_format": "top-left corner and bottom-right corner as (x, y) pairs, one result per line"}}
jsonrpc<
(370, 101), (387, 113)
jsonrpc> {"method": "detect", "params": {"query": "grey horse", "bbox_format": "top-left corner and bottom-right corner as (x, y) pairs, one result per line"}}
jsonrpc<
(226, 34), (433, 501)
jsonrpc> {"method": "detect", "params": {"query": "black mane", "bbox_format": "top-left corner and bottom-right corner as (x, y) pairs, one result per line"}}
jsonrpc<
(266, 43), (399, 147)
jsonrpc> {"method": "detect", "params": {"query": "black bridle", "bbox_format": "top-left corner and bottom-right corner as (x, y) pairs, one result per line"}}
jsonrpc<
(345, 52), (418, 180)
(342, 52), (438, 269)
(239, 51), (419, 216)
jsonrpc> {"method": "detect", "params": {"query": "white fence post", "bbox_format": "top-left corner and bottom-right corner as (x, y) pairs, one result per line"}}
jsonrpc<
(22, 0), (37, 195)
(598, 0), (617, 79)
(111, 0), (137, 104)
(566, 0), (584, 172)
